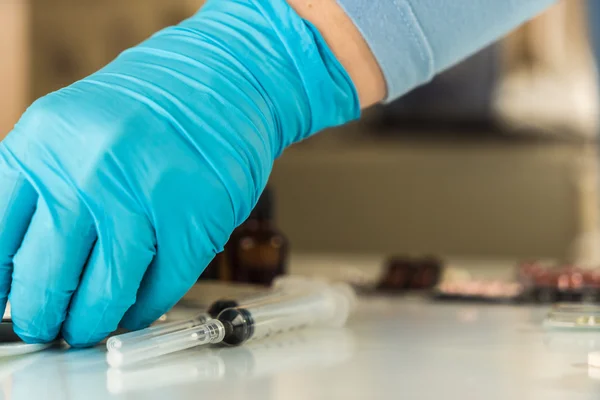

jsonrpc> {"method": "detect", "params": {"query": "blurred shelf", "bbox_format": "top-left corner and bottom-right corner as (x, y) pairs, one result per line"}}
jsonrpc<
(272, 126), (590, 259)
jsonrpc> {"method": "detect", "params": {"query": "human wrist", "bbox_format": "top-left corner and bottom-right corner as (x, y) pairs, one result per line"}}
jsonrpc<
(286, 0), (386, 107)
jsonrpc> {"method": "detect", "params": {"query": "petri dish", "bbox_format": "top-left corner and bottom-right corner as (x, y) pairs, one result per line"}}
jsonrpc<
(544, 303), (600, 330)
(0, 322), (53, 357)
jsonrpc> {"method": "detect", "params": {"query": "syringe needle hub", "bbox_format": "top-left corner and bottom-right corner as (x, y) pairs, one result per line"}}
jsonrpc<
(107, 319), (225, 369)
(106, 312), (211, 352)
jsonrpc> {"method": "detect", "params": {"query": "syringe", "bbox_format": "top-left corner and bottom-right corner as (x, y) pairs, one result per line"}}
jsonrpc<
(106, 282), (355, 368)
(106, 275), (327, 352)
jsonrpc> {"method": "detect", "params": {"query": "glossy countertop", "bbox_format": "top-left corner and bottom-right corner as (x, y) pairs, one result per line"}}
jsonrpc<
(1, 294), (599, 400)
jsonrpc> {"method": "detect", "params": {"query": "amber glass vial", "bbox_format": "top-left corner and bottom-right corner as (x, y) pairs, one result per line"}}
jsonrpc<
(228, 187), (289, 285)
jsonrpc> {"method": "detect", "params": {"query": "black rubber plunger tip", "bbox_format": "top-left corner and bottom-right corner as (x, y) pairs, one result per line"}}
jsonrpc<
(218, 308), (254, 345)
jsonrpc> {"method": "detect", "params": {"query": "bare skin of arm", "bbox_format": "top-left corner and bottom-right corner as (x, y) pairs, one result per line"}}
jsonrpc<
(287, 0), (386, 108)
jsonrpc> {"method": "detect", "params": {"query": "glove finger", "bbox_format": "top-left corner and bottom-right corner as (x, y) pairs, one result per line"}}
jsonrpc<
(9, 196), (96, 343)
(62, 212), (156, 347)
(120, 251), (213, 331)
(119, 176), (235, 331)
(0, 157), (37, 318)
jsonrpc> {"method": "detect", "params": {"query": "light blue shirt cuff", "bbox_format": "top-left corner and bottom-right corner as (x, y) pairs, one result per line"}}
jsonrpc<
(336, 0), (557, 102)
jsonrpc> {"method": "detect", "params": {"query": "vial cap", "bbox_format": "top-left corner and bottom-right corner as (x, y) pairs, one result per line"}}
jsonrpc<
(250, 187), (274, 221)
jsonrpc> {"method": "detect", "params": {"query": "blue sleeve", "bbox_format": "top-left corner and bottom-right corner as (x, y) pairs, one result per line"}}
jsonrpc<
(336, 0), (557, 101)
(588, 0), (600, 75)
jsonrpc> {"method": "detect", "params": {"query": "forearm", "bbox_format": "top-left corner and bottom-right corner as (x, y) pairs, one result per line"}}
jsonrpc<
(288, 0), (557, 107)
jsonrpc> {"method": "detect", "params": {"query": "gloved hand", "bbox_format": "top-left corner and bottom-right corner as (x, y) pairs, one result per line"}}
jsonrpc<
(0, 0), (358, 346)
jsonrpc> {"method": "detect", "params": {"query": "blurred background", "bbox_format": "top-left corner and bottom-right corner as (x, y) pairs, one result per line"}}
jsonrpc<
(1, 0), (600, 272)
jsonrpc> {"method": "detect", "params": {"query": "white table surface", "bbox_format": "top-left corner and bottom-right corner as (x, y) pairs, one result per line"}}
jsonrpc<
(1, 296), (599, 400)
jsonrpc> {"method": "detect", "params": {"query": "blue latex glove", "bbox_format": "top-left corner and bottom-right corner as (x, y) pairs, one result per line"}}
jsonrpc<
(0, 0), (358, 346)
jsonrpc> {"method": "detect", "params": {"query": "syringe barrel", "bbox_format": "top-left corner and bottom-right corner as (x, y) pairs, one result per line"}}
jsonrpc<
(218, 282), (355, 345)
(208, 275), (327, 317)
